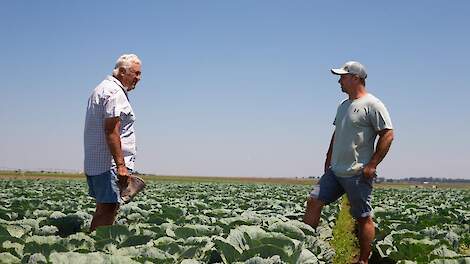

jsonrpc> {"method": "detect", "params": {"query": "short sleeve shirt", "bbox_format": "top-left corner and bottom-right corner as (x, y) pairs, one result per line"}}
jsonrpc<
(331, 93), (393, 176)
(84, 76), (136, 176)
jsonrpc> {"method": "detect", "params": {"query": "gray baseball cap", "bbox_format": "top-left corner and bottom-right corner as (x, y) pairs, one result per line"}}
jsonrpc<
(331, 61), (367, 79)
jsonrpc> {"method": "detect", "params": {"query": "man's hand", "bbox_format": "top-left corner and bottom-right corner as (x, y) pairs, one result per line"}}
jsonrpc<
(324, 132), (335, 173)
(117, 165), (129, 190)
(363, 129), (394, 180)
(362, 163), (377, 179)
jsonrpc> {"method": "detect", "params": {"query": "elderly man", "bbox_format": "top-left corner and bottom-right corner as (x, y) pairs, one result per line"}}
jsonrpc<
(84, 54), (142, 231)
(303, 61), (394, 263)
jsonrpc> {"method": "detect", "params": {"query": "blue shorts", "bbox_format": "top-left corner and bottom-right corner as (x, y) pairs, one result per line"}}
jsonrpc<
(310, 169), (373, 219)
(86, 169), (121, 204)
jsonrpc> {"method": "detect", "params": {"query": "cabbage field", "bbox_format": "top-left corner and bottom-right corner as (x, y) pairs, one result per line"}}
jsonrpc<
(372, 188), (470, 263)
(0, 179), (469, 264)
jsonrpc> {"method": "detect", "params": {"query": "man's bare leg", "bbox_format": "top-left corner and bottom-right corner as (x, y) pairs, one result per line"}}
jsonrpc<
(90, 203), (120, 232)
(303, 196), (325, 228)
(356, 215), (374, 263)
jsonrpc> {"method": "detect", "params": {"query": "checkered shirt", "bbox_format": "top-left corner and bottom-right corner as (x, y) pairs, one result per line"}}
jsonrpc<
(84, 76), (136, 176)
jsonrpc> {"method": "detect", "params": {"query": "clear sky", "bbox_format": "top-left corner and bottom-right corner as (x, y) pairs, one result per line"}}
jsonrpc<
(1, 1), (469, 179)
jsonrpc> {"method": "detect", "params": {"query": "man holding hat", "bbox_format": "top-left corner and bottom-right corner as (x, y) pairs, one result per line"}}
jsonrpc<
(303, 61), (394, 263)
(84, 54), (143, 231)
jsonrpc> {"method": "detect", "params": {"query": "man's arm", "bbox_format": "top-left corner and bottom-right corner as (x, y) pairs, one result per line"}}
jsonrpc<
(324, 131), (335, 173)
(363, 129), (394, 178)
(104, 117), (129, 184)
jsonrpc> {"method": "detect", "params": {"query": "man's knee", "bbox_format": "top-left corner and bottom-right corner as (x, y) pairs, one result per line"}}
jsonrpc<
(307, 196), (324, 209)
(356, 215), (375, 235)
(356, 215), (374, 225)
(303, 196), (324, 227)
(95, 203), (119, 216)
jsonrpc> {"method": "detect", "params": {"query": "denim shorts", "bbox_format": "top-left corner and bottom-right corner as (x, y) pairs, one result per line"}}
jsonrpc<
(310, 169), (373, 219)
(86, 169), (122, 204)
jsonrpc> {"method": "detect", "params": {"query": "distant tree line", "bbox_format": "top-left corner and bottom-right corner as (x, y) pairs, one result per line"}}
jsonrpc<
(1, 170), (468, 182)
(376, 177), (470, 183)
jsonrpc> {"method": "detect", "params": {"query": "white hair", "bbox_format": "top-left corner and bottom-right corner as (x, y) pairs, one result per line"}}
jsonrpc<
(112, 54), (141, 76)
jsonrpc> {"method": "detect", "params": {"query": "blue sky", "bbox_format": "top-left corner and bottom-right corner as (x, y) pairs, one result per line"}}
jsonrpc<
(1, 1), (469, 179)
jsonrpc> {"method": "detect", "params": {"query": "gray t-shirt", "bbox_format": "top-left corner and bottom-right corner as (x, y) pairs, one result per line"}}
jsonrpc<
(331, 93), (393, 176)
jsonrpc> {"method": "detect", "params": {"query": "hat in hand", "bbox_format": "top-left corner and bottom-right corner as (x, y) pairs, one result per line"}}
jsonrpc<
(119, 176), (146, 204)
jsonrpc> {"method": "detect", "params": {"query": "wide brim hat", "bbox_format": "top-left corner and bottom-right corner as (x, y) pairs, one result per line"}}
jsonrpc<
(120, 176), (146, 204)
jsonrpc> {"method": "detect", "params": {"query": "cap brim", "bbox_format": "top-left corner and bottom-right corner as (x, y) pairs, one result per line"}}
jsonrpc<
(331, 68), (348, 75)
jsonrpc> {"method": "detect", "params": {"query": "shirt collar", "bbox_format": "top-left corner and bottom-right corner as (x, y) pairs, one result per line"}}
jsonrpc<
(107, 75), (128, 94)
